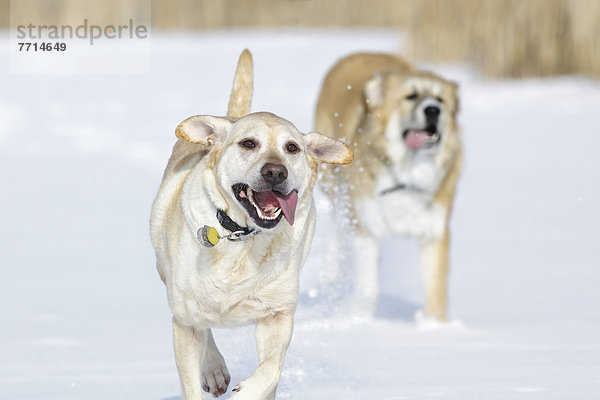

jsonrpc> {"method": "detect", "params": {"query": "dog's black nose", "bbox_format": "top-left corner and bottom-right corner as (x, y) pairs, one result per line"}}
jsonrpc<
(261, 163), (288, 186)
(424, 105), (441, 119)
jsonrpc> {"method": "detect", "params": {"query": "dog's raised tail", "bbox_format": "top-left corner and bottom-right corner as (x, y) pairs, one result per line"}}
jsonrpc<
(227, 49), (254, 119)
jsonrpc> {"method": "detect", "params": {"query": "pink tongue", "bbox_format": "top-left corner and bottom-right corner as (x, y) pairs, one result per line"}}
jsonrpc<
(404, 130), (428, 149)
(255, 190), (298, 226)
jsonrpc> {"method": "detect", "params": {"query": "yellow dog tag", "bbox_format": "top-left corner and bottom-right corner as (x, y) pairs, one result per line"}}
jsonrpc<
(197, 225), (220, 247)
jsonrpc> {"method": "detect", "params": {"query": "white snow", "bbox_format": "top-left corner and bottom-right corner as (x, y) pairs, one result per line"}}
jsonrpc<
(1, 29), (599, 399)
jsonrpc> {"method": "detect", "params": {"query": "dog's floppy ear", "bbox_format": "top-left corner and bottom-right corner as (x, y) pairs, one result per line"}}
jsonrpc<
(175, 115), (232, 149)
(303, 132), (354, 165)
(364, 72), (385, 110)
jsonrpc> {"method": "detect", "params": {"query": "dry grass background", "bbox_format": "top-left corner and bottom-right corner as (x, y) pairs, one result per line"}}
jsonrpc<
(3, 0), (599, 78)
(151, 0), (410, 29)
(406, 0), (600, 78)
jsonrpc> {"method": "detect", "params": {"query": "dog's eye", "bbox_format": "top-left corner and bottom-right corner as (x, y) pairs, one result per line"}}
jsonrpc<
(286, 142), (300, 154)
(405, 93), (418, 100)
(240, 139), (257, 149)
(436, 97), (444, 103)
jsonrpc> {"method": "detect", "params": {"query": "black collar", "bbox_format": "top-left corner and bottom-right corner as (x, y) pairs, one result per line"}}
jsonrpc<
(378, 183), (432, 197)
(216, 209), (254, 235)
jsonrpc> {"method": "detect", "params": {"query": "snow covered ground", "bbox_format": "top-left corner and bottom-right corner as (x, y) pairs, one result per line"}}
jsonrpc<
(1, 30), (599, 399)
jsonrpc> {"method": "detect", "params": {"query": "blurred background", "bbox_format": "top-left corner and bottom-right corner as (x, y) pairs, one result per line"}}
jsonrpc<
(2, 0), (599, 78)
(1, 1), (599, 399)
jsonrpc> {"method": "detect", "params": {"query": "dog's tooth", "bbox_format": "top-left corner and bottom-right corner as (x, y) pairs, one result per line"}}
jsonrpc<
(249, 189), (257, 206)
(252, 201), (281, 220)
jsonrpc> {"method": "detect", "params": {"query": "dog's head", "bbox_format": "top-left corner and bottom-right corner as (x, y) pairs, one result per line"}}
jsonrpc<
(176, 112), (353, 230)
(363, 69), (459, 163)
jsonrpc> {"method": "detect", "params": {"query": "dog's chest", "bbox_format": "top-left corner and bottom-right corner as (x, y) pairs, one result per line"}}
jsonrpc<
(168, 251), (297, 329)
(357, 160), (446, 239)
(361, 192), (446, 239)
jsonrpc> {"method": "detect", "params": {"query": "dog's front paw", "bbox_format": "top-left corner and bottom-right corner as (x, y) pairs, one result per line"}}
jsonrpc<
(202, 356), (230, 397)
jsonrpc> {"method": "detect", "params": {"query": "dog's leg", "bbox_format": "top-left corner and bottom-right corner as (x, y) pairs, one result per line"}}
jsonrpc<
(172, 317), (208, 400)
(419, 228), (450, 321)
(350, 233), (379, 315)
(423, 149), (460, 322)
(230, 312), (294, 400)
(202, 329), (230, 397)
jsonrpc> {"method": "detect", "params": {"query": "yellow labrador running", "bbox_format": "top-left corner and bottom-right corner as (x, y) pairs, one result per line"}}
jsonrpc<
(150, 50), (352, 400)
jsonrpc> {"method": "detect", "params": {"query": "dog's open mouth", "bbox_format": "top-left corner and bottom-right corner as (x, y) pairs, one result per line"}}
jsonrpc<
(232, 183), (298, 229)
(403, 127), (441, 150)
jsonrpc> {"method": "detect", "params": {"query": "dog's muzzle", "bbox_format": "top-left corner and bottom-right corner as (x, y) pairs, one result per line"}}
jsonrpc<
(232, 182), (299, 229)
(402, 128), (441, 150)
(424, 105), (440, 128)
(402, 105), (442, 150)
